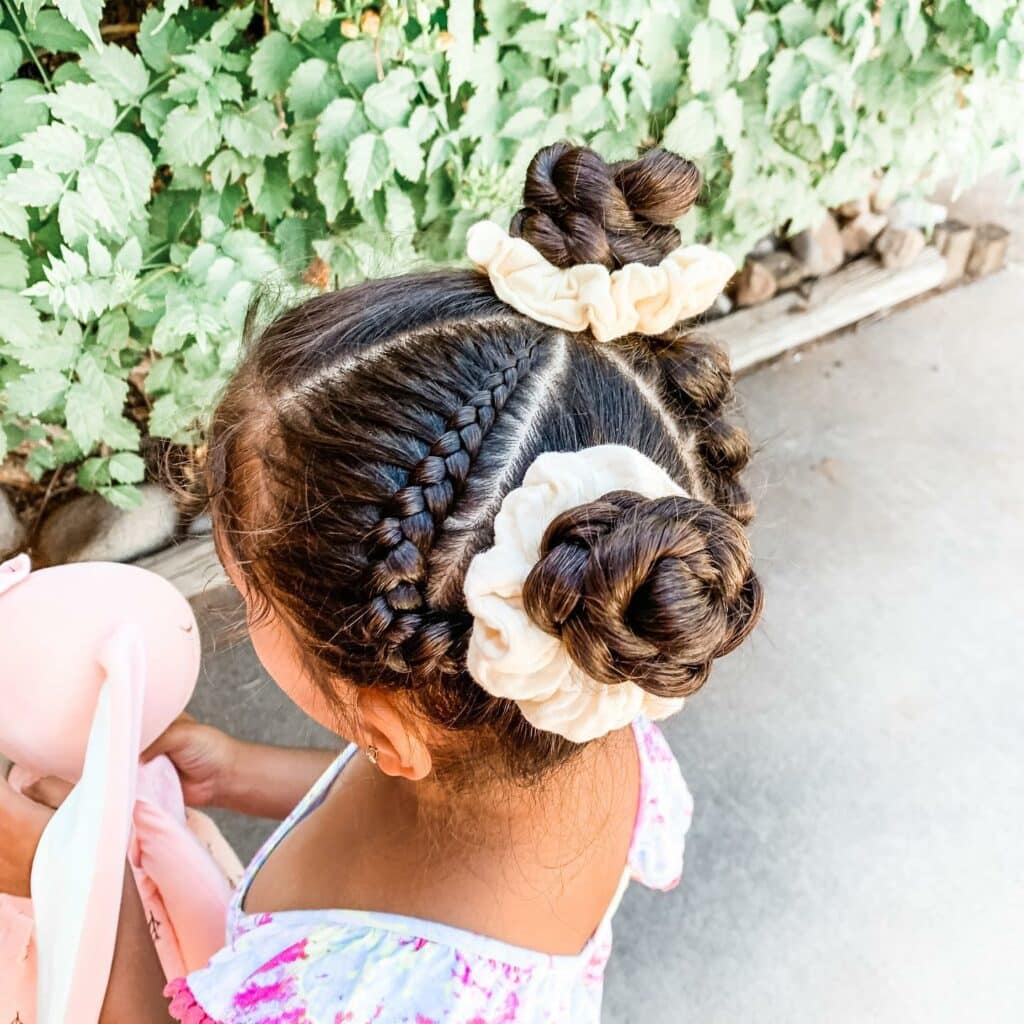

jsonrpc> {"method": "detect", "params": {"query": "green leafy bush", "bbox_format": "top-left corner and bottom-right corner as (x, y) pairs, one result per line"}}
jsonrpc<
(0, 0), (1021, 504)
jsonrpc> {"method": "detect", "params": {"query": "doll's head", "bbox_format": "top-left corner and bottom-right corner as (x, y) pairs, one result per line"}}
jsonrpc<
(0, 556), (200, 780)
(202, 142), (762, 781)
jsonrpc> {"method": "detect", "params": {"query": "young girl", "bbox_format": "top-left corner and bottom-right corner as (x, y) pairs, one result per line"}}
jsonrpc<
(0, 142), (762, 1022)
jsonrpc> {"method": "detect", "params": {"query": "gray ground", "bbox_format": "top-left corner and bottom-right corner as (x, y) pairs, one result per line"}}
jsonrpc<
(189, 186), (1024, 1023)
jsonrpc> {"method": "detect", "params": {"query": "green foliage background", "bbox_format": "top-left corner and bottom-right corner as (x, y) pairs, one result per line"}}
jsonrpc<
(0, 0), (1021, 504)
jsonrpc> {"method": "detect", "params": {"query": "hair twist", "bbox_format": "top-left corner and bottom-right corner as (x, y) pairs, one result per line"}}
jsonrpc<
(522, 491), (762, 700)
(509, 142), (702, 271)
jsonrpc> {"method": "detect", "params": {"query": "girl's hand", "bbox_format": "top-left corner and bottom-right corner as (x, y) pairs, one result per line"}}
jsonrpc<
(143, 713), (240, 808)
(0, 772), (62, 897)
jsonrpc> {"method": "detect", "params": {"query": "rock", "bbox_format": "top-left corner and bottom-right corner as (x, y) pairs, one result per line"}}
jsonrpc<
(874, 226), (926, 269)
(870, 187), (895, 214)
(965, 223), (1010, 278)
(756, 250), (806, 290)
(706, 292), (734, 320)
(0, 489), (26, 557)
(788, 213), (844, 277)
(840, 211), (889, 257)
(835, 197), (869, 221)
(749, 235), (777, 257)
(36, 484), (178, 566)
(932, 220), (976, 284)
(888, 199), (948, 231)
(733, 258), (778, 307)
(188, 513), (213, 537)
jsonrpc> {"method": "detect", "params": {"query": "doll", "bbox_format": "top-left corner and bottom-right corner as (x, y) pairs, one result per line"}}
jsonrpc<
(0, 554), (242, 1024)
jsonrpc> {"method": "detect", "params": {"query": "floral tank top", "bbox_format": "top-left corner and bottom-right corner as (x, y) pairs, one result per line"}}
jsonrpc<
(165, 716), (692, 1024)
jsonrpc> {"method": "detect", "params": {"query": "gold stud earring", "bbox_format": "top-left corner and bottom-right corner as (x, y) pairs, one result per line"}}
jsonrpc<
(365, 744), (379, 766)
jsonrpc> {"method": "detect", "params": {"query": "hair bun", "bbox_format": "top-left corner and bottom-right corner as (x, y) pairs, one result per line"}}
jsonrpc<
(509, 142), (702, 271)
(522, 492), (762, 699)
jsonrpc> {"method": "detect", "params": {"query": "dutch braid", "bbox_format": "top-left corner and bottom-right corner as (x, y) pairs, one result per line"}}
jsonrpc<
(361, 337), (544, 675)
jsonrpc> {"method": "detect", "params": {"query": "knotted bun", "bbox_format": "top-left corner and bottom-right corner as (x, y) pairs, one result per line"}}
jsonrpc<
(522, 492), (763, 699)
(509, 143), (702, 270)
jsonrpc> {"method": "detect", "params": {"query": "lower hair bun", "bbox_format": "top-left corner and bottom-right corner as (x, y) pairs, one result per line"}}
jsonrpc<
(522, 491), (763, 698)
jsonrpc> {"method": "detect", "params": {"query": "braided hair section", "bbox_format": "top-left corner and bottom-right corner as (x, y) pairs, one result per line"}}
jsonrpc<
(360, 335), (544, 678)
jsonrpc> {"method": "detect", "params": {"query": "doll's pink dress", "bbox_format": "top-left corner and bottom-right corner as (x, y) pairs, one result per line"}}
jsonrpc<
(166, 716), (692, 1024)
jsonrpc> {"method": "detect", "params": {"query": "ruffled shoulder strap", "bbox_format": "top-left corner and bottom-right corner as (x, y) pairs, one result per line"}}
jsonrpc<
(627, 717), (694, 892)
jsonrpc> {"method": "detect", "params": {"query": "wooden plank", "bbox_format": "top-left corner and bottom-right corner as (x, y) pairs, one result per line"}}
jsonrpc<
(136, 535), (227, 601)
(708, 248), (947, 372)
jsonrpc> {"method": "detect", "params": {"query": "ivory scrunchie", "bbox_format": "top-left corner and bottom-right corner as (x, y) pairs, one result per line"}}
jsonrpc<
(463, 445), (689, 743)
(466, 220), (735, 343)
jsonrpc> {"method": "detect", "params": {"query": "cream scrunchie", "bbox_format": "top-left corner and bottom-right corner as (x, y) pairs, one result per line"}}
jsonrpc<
(466, 220), (735, 343)
(463, 445), (689, 743)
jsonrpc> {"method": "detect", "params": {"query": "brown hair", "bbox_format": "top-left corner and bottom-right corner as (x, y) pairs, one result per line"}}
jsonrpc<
(205, 143), (762, 782)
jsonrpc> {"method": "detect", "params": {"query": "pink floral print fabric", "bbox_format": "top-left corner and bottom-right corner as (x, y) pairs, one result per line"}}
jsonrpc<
(166, 717), (692, 1024)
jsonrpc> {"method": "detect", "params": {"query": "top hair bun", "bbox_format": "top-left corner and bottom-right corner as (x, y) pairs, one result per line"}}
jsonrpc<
(509, 142), (702, 271)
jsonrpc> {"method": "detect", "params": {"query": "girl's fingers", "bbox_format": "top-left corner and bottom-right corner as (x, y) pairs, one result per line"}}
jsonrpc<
(22, 776), (73, 810)
(141, 711), (197, 762)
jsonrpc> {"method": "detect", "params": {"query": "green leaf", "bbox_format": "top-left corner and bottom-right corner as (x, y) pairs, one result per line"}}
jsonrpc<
(80, 43), (149, 104)
(0, 238), (28, 290)
(965, 0), (1010, 30)
(363, 68), (417, 131)
(344, 132), (390, 204)
(0, 290), (41, 347)
(778, 1), (817, 47)
(108, 451), (145, 483)
(569, 84), (608, 134)
(715, 88), (743, 149)
(662, 99), (716, 157)
(0, 167), (63, 206)
(286, 59), (339, 120)
(383, 126), (424, 181)
(5, 122), (87, 173)
(4, 369), (67, 416)
(97, 134), (155, 217)
(337, 40), (379, 92)
(54, 0), (103, 49)
(249, 32), (301, 98)
(159, 105), (221, 165)
(25, 10), (90, 53)
(447, 0), (476, 96)
(314, 161), (349, 221)
(65, 380), (106, 450)
(0, 80), (49, 148)
(271, 0), (316, 31)
(0, 30), (22, 83)
(766, 50), (808, 118)
(57, 190), (95, 245)
(688, 22), (732, 95)
(384, 184), (416, 236)
(316, 98), (366, 161)
(736, 12), (774, 81)
(96, 307), (130, 355)
(222, 103), (287, 158)
(46, 82), (116, 137)
(0, 199), (29, 239)
(137, 8), (190, 73)
(708, 0), (740, 33)
(100, 484), (144, 510)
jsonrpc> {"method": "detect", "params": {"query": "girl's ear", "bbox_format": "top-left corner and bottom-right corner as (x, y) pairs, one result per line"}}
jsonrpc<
(355, 689), (433, 782)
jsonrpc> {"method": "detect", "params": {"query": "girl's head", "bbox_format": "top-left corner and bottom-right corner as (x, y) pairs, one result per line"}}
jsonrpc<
(206, 142), (762, 784)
